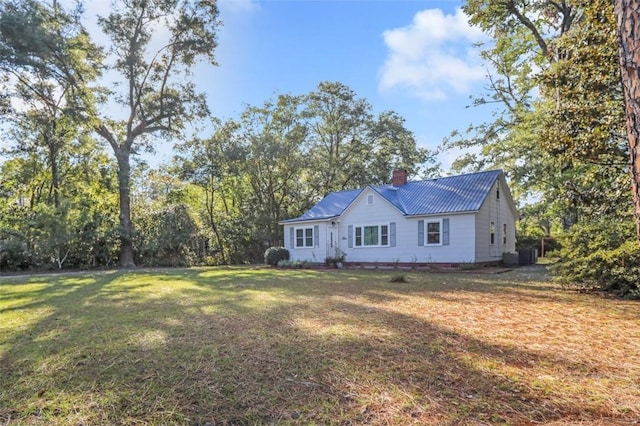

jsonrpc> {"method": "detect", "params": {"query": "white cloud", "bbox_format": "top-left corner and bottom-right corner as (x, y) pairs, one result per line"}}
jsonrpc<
(379, 8), (488, 101)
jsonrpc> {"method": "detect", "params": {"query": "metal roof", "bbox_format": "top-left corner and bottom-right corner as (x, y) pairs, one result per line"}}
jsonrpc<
(371, 169), (502, 215)
(280, 170), (504, 223)
(279, 189), (361, 223)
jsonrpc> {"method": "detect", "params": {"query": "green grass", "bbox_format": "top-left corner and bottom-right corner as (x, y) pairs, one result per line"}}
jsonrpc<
(1, 266), (639, 425)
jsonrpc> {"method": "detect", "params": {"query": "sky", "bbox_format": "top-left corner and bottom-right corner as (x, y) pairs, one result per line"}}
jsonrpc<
(194, 0), (492, 171)
(2, 0), (496, 172)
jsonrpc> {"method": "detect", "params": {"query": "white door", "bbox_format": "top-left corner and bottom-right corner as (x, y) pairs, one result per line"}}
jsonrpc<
(326, 222), (339, 258)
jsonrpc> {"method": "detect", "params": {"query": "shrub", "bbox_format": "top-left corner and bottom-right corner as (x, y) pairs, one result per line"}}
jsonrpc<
(264, 246), (289, 267)
(389, 273), (408, 283)
(135, 204), (203, 267)
(277, 259), (309, 269)
(0, 237), (32, 271)
(325, 248), (346, 268)
(552, 219), (640, 298)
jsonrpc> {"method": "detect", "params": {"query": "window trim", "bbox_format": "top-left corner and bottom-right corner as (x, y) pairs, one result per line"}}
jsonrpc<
(503, 223), (507, 245)
(424, 219), (442, 246)
(295, 226), (314, 248)
(490, 221), (496, 245)
(353, 223), (390, 248)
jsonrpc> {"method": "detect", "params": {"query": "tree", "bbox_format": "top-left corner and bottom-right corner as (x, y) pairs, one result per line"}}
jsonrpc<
(0, 0), (102, 209)
(0, 137), (119, 270)
(135, 203), (203, 267)
(1, 0), (218, 268)
(533, 0), (628, 226)
(93, 0), (220, 267)
(175, 84), (435, 264)
(614, 0), (640, 239)
(447, 0), (579, 187)
(174, 119), (245, 265)
(239, 95), (310, 246)
(446, 1), (629, 228)
(303, 81), (434, 194)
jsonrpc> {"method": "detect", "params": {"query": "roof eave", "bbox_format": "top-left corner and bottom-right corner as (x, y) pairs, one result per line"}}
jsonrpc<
(404, 209), (480, 218)
(278, 215), (340, 225)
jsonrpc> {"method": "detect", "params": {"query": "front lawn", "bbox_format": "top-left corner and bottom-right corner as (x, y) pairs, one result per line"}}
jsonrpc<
(1, 266), (638, 425)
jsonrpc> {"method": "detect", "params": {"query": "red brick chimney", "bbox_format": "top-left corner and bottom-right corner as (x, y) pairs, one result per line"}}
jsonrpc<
(392, 169), (408, 187)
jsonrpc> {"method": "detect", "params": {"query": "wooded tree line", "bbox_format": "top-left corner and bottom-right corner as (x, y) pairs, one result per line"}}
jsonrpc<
(0, 0), (434, 269)
(1, 0), (639, 295)
(0, 79), (434, 269)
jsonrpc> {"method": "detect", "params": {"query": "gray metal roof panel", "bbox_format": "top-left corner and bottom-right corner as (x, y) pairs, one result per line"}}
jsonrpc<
(281, 170), (502, 222)
(280, 189), (362, 223)
(372, 169), (502, 215)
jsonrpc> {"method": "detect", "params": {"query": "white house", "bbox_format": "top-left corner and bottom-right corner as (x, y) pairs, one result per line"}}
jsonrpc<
(279, 169), (519, 266)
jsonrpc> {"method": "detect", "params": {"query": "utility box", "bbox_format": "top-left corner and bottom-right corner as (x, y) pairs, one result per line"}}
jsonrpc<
(502, 252), (519, 266)
(518, 248), (538, 266)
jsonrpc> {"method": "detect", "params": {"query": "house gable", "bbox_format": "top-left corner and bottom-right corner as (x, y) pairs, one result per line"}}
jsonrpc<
(340, 186), (406, 220)
(339, 189), (405, 259)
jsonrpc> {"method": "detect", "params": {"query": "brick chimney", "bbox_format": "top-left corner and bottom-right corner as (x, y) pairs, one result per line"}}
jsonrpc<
(392, 169), (408, 187)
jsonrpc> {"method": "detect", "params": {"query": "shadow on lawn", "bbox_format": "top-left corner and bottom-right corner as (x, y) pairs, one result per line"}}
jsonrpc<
(0, 268), (635, 425)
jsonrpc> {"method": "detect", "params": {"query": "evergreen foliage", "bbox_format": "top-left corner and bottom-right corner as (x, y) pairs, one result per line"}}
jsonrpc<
(553, 219), (640, 298)
(135, 204), (204, 267)
(264, 247), (290, 267)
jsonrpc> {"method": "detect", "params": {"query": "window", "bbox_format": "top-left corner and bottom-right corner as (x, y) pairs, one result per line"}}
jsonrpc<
(496, 184), (500, 200)
(296, 227), (313, 248)
(367, 194), (374, 205)
(490, 221), (496, 245)
(418, 219), (448, 246)
(363, 226), (378, 245)
(426, 221), (441, 245)
(503, 223), (507, 245)
(354, 224), (389, 247)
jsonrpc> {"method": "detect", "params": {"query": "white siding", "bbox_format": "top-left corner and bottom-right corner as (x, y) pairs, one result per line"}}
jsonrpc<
(284, 222), (328, 263)
(475, 179), (517, 262)
(337, 188), (477, 263)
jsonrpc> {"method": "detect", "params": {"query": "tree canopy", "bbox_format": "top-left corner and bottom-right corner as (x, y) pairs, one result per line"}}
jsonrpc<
(1, 0), (221, 267)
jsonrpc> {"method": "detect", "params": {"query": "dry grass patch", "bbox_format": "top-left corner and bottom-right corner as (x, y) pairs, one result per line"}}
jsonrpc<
(0, 265), (638, 425)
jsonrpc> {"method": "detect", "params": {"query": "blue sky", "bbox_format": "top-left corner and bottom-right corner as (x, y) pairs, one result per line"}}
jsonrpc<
(194, 0), (492, 171)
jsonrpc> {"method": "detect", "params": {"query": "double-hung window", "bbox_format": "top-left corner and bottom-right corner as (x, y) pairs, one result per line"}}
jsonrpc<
(426, 220), (441, 245)
(295, 227), (313, 248)
(354, 224), (389, 247)
(418, 218), (449, 246)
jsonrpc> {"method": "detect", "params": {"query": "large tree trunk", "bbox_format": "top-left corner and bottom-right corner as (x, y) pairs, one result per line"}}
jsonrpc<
(115, 149), (136, 268)
(615, 0), (640, 239)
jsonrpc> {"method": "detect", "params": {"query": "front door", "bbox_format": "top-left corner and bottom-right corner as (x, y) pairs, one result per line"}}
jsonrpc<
(326, 223), (340, 258)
